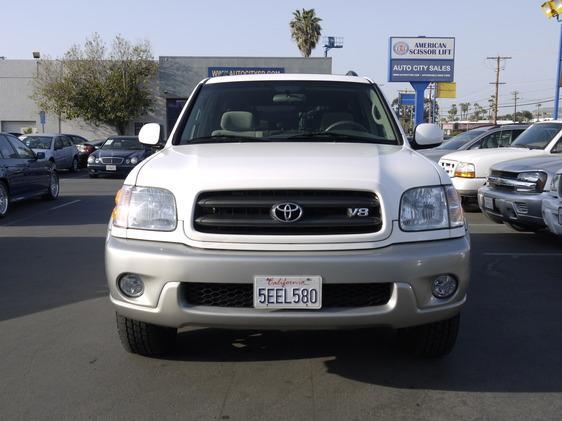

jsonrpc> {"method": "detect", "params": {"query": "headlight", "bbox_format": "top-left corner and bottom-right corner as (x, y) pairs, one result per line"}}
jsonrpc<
(125, 158), (131, 164)
(454, 162), (476, 178)
(87, 155), (95, 164)
(130, 156), (139, 165)
(400, 185), (464, 231)
(112, 185), (177, 231)
(516, 171), (547, 192)
(552, 174), (561, 197)
(95, 158), (100, 164)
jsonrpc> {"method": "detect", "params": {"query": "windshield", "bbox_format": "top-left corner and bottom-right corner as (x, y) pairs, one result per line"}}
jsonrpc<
(102, 137), (143, 150)
(176, 81), (399, 145)
(436, 130), (487, 150)
(23, 136), (52, 149)
(512, 123), (562, 150)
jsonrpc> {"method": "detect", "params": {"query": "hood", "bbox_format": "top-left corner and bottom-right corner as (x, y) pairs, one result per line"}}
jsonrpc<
(418, 148), (449, 163)
(93, 149), (146, 159)
(492, 155), (562, 175)
(133, 142), (445, 229)
(440, 147), (546, 177)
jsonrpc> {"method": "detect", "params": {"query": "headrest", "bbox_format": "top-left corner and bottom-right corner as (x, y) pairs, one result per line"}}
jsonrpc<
(221, 111), (255, 131)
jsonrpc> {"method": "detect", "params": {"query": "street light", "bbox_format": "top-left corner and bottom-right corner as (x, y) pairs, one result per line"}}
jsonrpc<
(541, 1), (562, 119)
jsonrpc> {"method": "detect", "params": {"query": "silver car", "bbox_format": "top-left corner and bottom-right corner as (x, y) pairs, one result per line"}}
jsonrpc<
(21, 134), (80, 172)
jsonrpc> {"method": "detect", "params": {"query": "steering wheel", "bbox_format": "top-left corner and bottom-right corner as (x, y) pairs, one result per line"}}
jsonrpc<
(325, 120), (368, 133)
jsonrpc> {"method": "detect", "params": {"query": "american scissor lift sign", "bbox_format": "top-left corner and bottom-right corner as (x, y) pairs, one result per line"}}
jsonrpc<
(388, 37), (455, 83)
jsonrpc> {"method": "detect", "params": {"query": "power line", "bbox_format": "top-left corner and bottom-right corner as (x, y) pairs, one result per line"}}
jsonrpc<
(487, 55), (512, 124)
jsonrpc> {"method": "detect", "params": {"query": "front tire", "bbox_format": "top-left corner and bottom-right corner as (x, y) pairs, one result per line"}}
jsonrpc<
(398, 314), (460, 357)
(43, 173), (60, 200)
(0, 182), (9, 218)
(116, 313), (177, 357)
(70, 157), (79, 173)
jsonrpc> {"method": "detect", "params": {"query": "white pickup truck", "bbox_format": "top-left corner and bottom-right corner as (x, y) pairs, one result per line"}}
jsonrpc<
(438, 121), (562, 208)
(106, 74), (470, 358)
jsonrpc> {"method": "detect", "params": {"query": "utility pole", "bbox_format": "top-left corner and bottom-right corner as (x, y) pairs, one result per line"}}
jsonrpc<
(487, 55), (512, 124)
(536, 103), (542, 122)
(428, 83), (433, 123)
(511, 90), (520, 122)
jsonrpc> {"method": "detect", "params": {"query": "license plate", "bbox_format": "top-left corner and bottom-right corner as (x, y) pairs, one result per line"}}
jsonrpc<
(106, 165), (117, 171)
(484, 197), (494, 210)
(254, 276), (322, 309)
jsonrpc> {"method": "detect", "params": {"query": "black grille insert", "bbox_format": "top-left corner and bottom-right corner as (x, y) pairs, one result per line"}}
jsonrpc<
(181, 282), (392, 308)
(193, 190), (382, 235)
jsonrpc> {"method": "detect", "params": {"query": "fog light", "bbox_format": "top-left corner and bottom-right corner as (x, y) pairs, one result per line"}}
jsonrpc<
(118, 274), (144, 298)
(431, 275), (458, 299)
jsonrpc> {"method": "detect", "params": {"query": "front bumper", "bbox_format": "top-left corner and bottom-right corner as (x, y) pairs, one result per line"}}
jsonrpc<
(106, 235), (470, 330)
(478, 186), (547, 228)
(88, 163), (135, 176)
(542, 195), (562, 235)
(451, 177), (486, 198)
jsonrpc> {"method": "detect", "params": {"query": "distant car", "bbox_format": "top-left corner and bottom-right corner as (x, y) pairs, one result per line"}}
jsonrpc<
(542, 169), (562, 235)
(0, 133), (59, 217)
(478, 156), (562, 231)
(87, 136), (153, 178)
(420, 125), (528, 162)
(22, 134), (80, 172)
(65, 134), (93, 168)
(8, 132), (23, 137)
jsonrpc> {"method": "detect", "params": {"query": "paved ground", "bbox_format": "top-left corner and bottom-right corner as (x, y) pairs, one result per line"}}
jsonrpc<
(1, 171), (561, 421)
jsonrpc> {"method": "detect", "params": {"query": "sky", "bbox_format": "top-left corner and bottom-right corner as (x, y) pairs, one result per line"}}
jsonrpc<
(2, 0), (560, 116)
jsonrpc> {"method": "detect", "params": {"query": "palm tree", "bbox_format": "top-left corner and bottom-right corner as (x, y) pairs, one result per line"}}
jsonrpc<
(289, 9), (322, 57)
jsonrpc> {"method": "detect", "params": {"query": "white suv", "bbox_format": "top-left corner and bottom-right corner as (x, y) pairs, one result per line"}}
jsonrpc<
(106, 74), (470, 358)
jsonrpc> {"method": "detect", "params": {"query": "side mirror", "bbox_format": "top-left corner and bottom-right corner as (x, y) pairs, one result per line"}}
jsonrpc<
(139, 123), (161, 146)
(412, 124), (444, 150)
(35, 152), (46, 160)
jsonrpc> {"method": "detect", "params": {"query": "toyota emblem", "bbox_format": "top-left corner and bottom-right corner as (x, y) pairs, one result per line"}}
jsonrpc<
(271, 202), (303, 223)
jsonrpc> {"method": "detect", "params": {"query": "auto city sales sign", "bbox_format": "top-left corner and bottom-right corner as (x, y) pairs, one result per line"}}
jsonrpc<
(388, 37), (455, 82)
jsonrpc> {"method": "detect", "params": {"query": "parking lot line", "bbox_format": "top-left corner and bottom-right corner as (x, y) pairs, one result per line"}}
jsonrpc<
(3, 199), (82, 226)
(484, 252), (562, 257)
(48, 199), (81, 211)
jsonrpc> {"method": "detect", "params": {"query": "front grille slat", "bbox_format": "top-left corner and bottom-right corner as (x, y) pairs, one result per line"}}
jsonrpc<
(182, 282), (392, 308)
(100, 157), (124, 164)
(193, 190), (382, 235)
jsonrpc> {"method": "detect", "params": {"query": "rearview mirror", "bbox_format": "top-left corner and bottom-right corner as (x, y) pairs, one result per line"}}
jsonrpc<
(139, 123), (161, 146)
(412, 124), (443, 150)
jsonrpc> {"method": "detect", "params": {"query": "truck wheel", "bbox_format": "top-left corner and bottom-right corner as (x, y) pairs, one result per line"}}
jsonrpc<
(116, 313), (176, 357)
(0, 182), (9, 218)
(398, 314), (460, 357)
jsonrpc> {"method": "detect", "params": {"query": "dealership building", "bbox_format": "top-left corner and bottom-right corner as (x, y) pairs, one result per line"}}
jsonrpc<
(0, 56), (332, 139)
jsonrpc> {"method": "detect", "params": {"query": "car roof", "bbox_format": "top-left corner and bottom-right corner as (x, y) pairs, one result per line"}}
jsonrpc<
(106, 136), (139, 140)
(205, 73), (372, 85)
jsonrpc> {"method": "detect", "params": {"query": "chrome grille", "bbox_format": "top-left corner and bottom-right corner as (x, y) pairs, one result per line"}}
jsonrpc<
(100, 157), (124, 164)
(193, 190), (382, 235)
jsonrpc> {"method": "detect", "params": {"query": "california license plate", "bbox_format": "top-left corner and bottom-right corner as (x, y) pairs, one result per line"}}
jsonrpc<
(484, 197), (494, 210)
(106, 165), (117, 171)
(254, 276), (322, 309)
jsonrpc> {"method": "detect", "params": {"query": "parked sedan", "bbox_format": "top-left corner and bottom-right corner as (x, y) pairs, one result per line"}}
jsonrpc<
(22, 134), (80, 172)
(420, 124), (528, 162)
(478, 156), (562, 231)
(0, 133), (59, 217)
(66, 134), (93, 167)
(542, 170), (562, 235)
(87, 136), (153, 178)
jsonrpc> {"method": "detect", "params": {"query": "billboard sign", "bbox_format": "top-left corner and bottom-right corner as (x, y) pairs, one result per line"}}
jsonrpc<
(208, 67), (285, 77)
(388, 37), (455, 82)
(399, 93), (415, 106)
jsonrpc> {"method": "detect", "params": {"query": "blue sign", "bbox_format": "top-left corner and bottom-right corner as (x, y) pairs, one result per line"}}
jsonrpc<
(39, 110), (46, 124)
(208, 67), (285, 77)
(399, 93), (415, 106)
(388, 37), (455, 83)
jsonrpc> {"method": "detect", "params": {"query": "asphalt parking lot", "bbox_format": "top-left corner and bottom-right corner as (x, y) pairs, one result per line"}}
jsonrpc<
(1, 171), (562, 421)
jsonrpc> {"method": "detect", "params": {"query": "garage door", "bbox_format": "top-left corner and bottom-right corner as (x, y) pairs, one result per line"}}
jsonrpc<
(1, 121), (36, 133)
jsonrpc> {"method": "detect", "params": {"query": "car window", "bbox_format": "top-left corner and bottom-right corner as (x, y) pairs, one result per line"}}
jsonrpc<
(54, 137), (64, 149)
(177, 81), (399, 145)
(101, 137), (144, 150)
(436, 129), (488, 150)
(468, 131), (498, 150)
(497, 130), (512, 147)
(0, 135), (18, 159)
(7, 135), (35, 159)
(23, 136), (52, 150)
(511, 129), (525, 141)
(70, 135), (87, 145)
(512, 123), (562, 150)
(61, 136), (73, 147)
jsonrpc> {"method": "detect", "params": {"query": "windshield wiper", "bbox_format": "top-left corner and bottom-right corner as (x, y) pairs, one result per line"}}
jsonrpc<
(188, 134), (259, 144)
(286, 132), (359, 140)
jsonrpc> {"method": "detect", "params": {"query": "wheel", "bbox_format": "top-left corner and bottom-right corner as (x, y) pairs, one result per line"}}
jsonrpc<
(43, 172), (59, 200)
(88, 173), (98, 179)
(116, 313), (176, 357)
(0, 182), (9, 218)
(49, 159), (57, 171)
(70, 157), (79, 173)
(398, 314), (460, 357)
